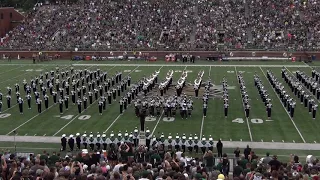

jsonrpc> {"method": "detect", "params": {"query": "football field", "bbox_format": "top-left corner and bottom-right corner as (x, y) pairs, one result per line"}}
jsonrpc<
(1, 60), (320, 144)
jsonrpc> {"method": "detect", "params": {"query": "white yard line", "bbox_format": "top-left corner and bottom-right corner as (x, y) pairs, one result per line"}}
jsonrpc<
(199, 116), (205, 137)
(0, 65), (25, 76)
(209, 65), (212, 77)
(234, 66), (253, 141)
(6, 104), (55, 135)
(151, 111), (165, 136)
(259, 67), (306, 143)
(103, 114), (122, 133)
(0, 65), (47, 85)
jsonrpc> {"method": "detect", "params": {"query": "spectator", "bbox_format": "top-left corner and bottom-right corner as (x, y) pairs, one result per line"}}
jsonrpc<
(216, 139), (223, 157)
(234, 147), (241, 159)
(269, 155), (281, 171)
(244, 145), (252, 160)
(203, 150), (214, 172)
(262, 152), (272, 165)
(233, 160), (244, 178)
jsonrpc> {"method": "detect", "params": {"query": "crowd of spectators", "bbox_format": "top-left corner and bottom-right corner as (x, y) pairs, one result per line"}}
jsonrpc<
(0, 0), (320, 51)
(1, 143), (320, 180)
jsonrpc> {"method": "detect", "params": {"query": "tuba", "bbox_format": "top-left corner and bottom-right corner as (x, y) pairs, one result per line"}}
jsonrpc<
(194, 78), (201, 86)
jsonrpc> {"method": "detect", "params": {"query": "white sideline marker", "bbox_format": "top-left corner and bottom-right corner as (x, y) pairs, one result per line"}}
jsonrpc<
(259, 67), (306, 143)
(234, 66), (253, 142)
(199, 116), (205, 137)
(7, 104), (55, 135)
(150, 111), (164, 136)
(0, 65), (25, 76)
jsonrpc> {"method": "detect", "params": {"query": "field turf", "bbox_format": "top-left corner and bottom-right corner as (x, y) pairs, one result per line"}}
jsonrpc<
(0, 60), (319, 144)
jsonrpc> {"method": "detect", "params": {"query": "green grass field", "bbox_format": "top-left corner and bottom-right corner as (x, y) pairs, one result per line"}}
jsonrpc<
(0, 59), (319, 144)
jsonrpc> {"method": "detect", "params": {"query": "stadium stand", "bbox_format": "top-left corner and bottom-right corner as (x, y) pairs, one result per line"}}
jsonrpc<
(1, 0), (320, 51)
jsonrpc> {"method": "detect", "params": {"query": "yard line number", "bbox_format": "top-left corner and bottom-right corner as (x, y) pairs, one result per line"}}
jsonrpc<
(59, 115), (92, 121)
(0, 113), (11, 118)
(232, 118), (269, 124)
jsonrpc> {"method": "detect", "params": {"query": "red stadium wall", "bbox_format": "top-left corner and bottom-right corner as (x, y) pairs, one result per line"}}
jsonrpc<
(0, 51), (318, 61)
(0, 7), (24, 38)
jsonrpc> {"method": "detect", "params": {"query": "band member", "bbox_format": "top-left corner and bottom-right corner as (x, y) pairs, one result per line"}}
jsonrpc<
(68, 135), (75, 151)
(200, 136), (207, 154)
(187, 135), (193, 153)
(245, 104), (250, 118)
(76, 133), (81, 150)
(44, 94), (49, 109)
(194, 84), (199, 97)
(96, 133), (101, 150)
(224, 103), (229, 118)
(37, 98), (42, 113)
(88, 91), (93, 104)
(312, 104), (318, 120)
(203, 103), (207, 117)
(83, 96), (88, 110)
(108, 91), (112, 104)
(82, 133), (88, 149)
(61, 134), (67, 151)
(59, 98), (64, 114)
(6, 95), (11, 108)
(181, 134), (186, 152)
(98, 100), (103, 115)
(120, 99), (124, 114)
(94, 89), (99, 100)
(18, 97), (23, 114)
(53, 91), (57, 104)
(112, 88), (116, 101)
(77, 99), (82, 114)
(290, 101), (296, 118)
(64, 96), (69, 110)
(267, 103), (272, 119)
(26, 94), (31, 109)
(71, 91), (76, 104)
